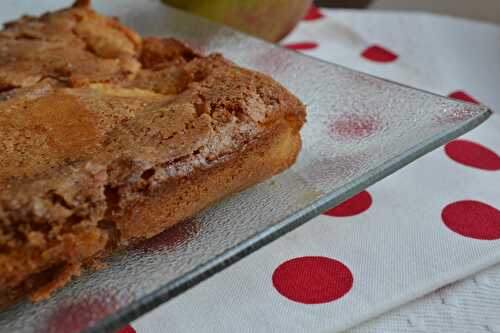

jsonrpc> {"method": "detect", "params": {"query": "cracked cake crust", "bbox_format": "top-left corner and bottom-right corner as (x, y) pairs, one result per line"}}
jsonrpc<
(0, 1), (306, 307)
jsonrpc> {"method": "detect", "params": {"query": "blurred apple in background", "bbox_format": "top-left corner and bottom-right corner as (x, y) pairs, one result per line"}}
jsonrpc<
(161, 0), (313, 42)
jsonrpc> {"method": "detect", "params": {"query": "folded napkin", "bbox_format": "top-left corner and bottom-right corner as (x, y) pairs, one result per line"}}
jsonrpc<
(131, 7), (500, 333)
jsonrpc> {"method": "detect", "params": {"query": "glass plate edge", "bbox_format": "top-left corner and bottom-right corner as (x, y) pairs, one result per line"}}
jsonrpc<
(84, 105), (491, 333)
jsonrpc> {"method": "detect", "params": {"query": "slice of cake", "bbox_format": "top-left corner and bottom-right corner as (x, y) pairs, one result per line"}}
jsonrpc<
(0, 0), (306, 307)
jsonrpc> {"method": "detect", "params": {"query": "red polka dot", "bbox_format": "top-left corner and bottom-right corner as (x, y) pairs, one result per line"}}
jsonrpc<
(117, 325), (136, 333)
(303, 5), (324, 20)
(442, 201), (500, 240)
(284, 41), (318, 51)
(329, 114), (382, 139)
(445, 140), (500, 171)
(361, 45), (398, 63)
(448, 91), (479, 104)
(272, 256), (353, 304)
(324, 191), (372, 217)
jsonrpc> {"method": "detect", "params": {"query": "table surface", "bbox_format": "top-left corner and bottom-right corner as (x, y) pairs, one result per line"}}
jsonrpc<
(371, 0), (500, 24)
(316, 0), (500, 24)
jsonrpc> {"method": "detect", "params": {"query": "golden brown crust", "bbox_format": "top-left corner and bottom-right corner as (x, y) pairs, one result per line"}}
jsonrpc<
(0, 2), (306, 306)
(73, 0), (91, 8)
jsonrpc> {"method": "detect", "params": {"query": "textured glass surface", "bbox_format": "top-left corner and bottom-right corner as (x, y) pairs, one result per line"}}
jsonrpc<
(0, 1), (491, 332)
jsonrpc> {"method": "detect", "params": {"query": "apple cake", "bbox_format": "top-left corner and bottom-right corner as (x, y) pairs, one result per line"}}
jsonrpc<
(0, 0), (306, 307)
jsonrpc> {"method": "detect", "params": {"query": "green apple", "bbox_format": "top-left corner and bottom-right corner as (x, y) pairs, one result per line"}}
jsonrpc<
(162, 0), (313, 42)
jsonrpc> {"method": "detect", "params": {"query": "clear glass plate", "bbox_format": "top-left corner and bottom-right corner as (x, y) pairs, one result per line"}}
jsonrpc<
(0, 2), (491, 332)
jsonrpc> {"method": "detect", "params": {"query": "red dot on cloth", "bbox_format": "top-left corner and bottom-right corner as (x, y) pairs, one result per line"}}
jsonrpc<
(324, 191), (372, 217)
(442, 201), (500, 240)
(361, 45), (398, 63)
(272, 256), (354, 304)
(284, 41), (318, 51)
(445, 140), (500, 171)
(448, 91), (480, 104)
(117, 325), (136, 333)
(303, 5), (324, 20)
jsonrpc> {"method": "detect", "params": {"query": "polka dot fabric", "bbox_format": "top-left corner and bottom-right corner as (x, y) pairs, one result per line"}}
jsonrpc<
(442, 201), (500, 240)
(272, 257), (353, 304)
(283, 41), (319, 51)
(361, 45), (399, 63)
(131, 7), (500, 333)
(448, 90), (480, 104)
(324, 191), (373, 217)
(445, 140), (500, 171)
(118, 325), (136, 333)
(303, 5), (325, 21)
